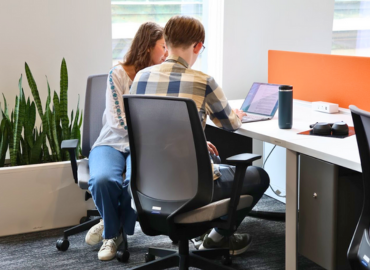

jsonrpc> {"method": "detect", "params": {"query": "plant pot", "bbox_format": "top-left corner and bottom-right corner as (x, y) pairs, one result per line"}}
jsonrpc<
(0, 160), (92, 237)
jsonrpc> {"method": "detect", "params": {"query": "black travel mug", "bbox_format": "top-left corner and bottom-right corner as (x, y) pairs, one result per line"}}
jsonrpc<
(278, 85), (293, 129)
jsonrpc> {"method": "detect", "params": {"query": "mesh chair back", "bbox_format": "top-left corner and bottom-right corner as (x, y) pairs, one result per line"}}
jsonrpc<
(82, 74), (108, 157)
(348, 105), (370, 268)
(124, 95), (214, 224)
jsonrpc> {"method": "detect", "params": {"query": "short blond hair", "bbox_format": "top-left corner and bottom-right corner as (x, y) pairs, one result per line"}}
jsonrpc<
(164, 15), (205, 49)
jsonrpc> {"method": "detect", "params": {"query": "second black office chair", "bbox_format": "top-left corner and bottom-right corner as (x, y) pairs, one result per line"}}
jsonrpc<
(58, 74), (130, 262)
(348, 105), (370, 269)
(124, 95), (262, 270)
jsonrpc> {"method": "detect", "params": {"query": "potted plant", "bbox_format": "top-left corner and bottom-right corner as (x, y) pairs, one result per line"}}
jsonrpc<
(0, 59), (90, 237)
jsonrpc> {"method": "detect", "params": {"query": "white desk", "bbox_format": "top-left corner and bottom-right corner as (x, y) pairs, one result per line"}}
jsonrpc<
(208, 99), (361, 270)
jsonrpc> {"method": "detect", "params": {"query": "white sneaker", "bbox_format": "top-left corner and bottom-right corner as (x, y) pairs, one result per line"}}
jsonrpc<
(98, 235), (123, 261)
(85, 219), (104, 246)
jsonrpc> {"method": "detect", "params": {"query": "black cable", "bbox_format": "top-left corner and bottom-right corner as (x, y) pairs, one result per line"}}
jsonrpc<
(263, 145), (286, 198)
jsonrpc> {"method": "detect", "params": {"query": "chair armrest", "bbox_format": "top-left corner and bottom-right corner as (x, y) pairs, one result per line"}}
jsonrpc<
(215, 153), (261, 231)
(226, 153), (262, 165)
(61, 139), (79, 184)
(61, 139), (79, 149)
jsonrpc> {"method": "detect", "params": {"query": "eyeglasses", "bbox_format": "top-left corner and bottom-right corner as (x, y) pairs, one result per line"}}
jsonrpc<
(194, 42), (206, 54)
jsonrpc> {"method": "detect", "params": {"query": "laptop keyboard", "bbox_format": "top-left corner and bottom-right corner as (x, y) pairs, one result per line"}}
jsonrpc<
(242, 115), (268, 122)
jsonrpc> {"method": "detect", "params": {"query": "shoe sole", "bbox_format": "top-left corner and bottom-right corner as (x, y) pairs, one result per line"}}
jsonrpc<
(98, 254), (117, 261)
(231, 238), (253, 255)
(199, 238), (253, 256)
(98, 236), (123, 261)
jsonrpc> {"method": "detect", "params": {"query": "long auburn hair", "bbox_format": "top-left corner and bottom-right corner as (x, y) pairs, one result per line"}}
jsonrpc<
(122, 22), (164, 73)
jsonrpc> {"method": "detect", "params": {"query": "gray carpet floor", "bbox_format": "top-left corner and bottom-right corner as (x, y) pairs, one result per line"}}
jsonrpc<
(0, 195), (323, 269)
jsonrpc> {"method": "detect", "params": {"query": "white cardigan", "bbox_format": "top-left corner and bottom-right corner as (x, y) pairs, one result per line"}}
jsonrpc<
(92, 65), (131, 153)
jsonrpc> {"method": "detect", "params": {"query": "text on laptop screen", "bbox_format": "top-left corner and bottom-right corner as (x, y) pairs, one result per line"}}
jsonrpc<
(240, 83), (280, 117)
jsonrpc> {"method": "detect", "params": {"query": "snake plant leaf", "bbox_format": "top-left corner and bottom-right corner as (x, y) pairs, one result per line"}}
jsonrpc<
(74, 95), (80, 128)
(2, 94), (10, 122)
(60, 58), (69, 140)
(78, 109), (83, 129)
(71, 112), (79, 140)
(70, 110), (74, 131)
(45, 77), (51, 112)
(71, 95), (80, 140)
(53, 91), (60, 126)
(17, 142), (24, 165)
(42, 130), (51, 162)
(20, 137), (29, 165)
(74, 125), (82, 158)
(30, 131), (44, 164)
(24, 97), (34, 149)
(25, 63), (44, 118)
(29, 101), (36, 132)
(8, 109), (14, 155)
(11, 77), (25, 166)
(0, 118), (9, 167)
(45, 106), (55, 160)
(9, 96), (18, 165)
(51, 107), (62, 161)
(44, 78), (52, 148)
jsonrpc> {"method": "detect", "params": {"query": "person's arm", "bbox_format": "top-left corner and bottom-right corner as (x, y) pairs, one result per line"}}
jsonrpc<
(105, 68), (129, 135)
(205, 77), (243, 131)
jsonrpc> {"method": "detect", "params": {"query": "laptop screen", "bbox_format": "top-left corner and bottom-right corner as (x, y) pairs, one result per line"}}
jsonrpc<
(240, 82), (281, 117)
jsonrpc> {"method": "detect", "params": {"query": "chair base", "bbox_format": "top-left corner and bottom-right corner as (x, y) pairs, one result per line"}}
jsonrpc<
(249, 209), (285, 221)
(130, 240), (234, 270)
(56, 209), (100, 251)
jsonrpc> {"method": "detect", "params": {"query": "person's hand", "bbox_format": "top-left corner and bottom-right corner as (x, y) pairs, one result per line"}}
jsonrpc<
(233, 108), (247, 119)
(207, 141), (219, 156)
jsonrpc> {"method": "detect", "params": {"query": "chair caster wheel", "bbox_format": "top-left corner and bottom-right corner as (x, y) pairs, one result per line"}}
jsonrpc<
(79, 216), (89, 224)
(145, 253), (155, 262)
(56, 239), (70, 251)
(116, 250), (130, 262)
(221, 255), (232, 266)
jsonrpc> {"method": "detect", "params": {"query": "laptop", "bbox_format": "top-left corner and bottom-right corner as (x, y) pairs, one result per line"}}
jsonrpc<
(240, 82), (281, 123)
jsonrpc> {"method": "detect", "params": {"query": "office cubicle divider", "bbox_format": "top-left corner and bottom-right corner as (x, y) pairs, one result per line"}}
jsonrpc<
(268, 50), (370, 112)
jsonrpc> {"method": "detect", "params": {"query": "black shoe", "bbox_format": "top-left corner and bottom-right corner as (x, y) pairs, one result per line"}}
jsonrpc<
(199, 233), (252, 255)
(190, 229), (211, 249)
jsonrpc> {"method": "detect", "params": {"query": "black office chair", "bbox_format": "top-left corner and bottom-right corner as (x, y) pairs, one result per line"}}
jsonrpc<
(124, 95), (262, 270)
(56, 74), (130, 262)
(348, 105), (370, 269)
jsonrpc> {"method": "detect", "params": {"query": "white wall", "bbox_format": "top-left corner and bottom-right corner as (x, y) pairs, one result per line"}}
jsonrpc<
(222, 0), (335, 203)
(0, 1), (111, 226)
(222, 0), (335, 100)
(0, 0), (112, 126)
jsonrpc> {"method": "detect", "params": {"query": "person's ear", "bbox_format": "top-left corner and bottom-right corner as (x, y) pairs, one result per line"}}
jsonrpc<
(193, 42), (202, 54)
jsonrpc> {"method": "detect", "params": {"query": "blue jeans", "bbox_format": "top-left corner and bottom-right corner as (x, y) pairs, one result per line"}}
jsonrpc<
(88, 145), (137, 239)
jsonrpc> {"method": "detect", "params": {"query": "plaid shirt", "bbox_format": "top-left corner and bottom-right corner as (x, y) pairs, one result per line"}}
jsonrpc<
(130, 55), (241, 132)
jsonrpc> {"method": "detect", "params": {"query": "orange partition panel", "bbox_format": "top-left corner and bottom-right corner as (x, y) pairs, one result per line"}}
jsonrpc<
(268, 50), (370, 111)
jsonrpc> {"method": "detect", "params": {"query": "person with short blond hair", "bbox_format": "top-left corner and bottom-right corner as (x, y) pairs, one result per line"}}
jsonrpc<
(164, 15), (205, 49)
(130, 15), (270, 256)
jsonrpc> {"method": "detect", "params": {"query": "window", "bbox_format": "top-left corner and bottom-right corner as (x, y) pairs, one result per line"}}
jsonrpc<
(111, 0), (204, 70)
(332, 0), (370, 56)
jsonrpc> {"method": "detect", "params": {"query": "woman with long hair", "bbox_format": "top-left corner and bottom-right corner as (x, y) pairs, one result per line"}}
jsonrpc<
(86, 22), (168, 261)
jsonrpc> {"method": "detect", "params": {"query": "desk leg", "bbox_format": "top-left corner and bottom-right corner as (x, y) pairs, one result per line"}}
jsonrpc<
(286, 149), (298, 270)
